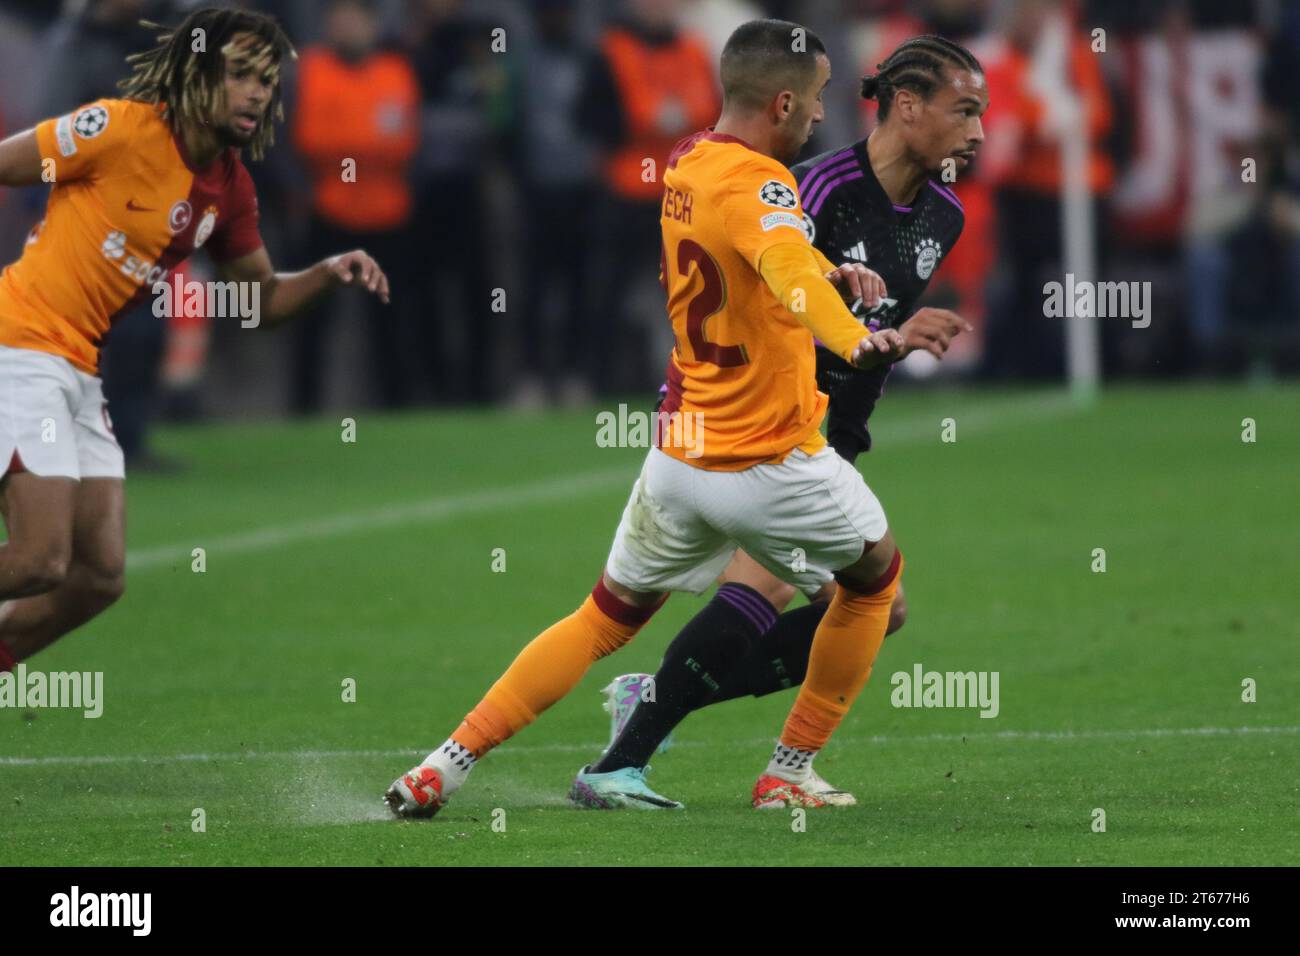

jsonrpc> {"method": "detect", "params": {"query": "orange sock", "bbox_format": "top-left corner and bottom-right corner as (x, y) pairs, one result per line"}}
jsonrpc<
(452, 578), (663, 758)
(780, 549), (903, 753)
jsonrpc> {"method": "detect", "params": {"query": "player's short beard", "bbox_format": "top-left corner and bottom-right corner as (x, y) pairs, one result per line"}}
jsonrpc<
(214, 118), (255, 149)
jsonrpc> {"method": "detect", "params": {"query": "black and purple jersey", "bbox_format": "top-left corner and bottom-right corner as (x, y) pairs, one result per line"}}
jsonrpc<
(793, 137), (965, 462)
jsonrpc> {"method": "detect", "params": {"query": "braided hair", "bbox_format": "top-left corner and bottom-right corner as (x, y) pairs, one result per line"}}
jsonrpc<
(860, 35), (982, 121)
(118, 7), (296, 161)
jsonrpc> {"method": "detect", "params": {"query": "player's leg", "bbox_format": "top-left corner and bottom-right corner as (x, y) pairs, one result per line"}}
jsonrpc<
(384, 571), (668, 817)
(591, 563), (908, 786)
(1, 353), (129, 669)
(0, 471), (77, 610)
(591, 550), (796, 776)
(385, 448), (731, 817)
(0, 477), (124, 666)
(699, 446), (900, 808)
(708, 580), (906, 705)
(755, 529), (902, 809)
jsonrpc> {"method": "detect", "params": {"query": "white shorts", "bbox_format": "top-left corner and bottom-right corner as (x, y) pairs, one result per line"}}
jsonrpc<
(0, 344), (125, 480)
(606, 446), (888, 597)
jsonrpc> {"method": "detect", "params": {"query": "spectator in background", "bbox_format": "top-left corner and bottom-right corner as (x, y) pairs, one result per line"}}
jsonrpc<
(579, 0), (718, 395)
(405, 0), (510, 404)
(977, 0), (1114, 381)
(513, 0), (597, 407)
(290, 0), (419, 413)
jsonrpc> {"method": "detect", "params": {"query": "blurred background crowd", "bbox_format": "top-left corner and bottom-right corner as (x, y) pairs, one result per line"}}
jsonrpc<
(0, 0), (1295, 468)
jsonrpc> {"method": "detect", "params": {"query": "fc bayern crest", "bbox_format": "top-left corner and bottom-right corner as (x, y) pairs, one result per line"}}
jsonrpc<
(169, 200), (193, 234)
(914, 238), (941, 280)
(72, 105), (109, 138)
(758, 179), (798, 209)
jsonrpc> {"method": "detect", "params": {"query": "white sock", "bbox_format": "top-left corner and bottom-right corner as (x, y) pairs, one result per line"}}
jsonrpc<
(421, 739), (477, 796)
(766, 741), (815, 784)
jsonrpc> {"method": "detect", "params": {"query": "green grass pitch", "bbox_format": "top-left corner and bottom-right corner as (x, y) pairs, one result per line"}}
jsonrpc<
(1, 384), (1296, 866)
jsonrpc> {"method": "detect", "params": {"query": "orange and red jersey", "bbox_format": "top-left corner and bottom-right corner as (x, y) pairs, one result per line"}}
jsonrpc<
(657, 131), (850, 471)
(0, 98), (263, 374)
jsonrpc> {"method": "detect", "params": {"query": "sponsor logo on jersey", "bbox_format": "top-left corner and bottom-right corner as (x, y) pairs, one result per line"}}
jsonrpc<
(54, 115), (77, 157)
(914, 238), (941, 280)
(760, 211), (804, 233)
(72, 105), (109, 139)
(758, 179), (798, 209)
(850, 295), (898, 324)
(193, 206), (219, 249)
(101, 231), (127, 260)
(841, 241), (867, 263)
(100, 229), (168, 287)
(169, 200), (193, 234)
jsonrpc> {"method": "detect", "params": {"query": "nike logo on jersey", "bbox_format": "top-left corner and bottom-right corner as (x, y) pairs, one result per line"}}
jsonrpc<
(126, 199), (155, 212)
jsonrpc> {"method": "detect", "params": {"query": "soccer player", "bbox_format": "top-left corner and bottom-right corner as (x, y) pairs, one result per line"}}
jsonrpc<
(575, 35), (986, 810)
(386, 18), (908, 819)
(0, 8), (389, 671)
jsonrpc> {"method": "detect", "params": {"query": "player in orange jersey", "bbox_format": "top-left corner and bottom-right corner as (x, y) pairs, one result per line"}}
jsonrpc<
(386, 19), (906, 818)
(0, 8), (389, 672)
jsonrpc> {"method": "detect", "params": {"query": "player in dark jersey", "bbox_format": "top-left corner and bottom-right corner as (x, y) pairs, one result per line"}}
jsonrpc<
(573, 35), (985, 809)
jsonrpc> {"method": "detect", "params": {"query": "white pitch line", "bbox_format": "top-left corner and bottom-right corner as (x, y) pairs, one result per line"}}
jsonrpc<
(124, 393), (1078, 572)
(125, 465), (635, 571)
(1, 724), (1293, 767)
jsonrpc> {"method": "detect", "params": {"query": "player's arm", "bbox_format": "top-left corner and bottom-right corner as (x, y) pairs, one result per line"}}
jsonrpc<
(810, 245), (887, 312)
(757, 243), (902, 368)
(725, 163), (898, 368)
(217, 246), (390, 326)
(0, 129), (45, 187)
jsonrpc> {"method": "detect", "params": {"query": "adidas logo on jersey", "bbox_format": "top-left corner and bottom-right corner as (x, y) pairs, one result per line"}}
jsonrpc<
(841, 242), (867, 263)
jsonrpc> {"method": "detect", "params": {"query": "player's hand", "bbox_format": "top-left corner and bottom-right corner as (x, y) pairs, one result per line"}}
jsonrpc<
(851, 328), (905, 368)
(327, 249), (390, 304)
(824, 262), (887, 310)
(897, 307), (972, 359)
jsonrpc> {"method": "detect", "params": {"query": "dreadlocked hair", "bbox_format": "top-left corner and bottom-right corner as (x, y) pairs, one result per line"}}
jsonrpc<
(860, 35), (982, 121)
(118, 7), (296, 161)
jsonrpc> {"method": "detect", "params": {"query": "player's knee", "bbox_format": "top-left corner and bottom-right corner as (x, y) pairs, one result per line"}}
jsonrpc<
(764, 580), (799, 612)
(60, 558), (125, 614)
(835, 535), (902, 597)
(717, 557), (797, 611)
(810, 581), (837, 604)
(13, 548), (71, 594)
(84, 567), (125, 611)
